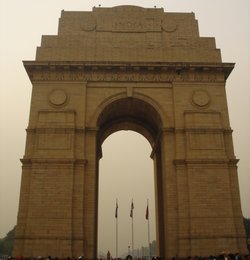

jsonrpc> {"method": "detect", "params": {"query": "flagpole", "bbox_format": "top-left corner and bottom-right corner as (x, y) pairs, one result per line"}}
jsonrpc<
(147, 199), (151, 260)
(131, 199), (134, 258)
(115, 198), (118, 260)
(132, 214), (134, 257)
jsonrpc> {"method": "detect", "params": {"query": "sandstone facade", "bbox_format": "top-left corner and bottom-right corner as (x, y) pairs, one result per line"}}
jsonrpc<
(13, 6), (248, 258)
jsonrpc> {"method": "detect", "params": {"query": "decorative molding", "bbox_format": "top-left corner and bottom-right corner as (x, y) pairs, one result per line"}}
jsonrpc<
(20, 158), (88, 165)
(75, 159), (88, 165)
(162, 127), (232, 134)
(23, 61), (234, 83)
(27, 128), (76, 134)
(29, 70), (224, 83)
(26, 126), (232, 134)
(20, 158), (32, 165)
(178, 234), (246, 240)
(85, 127), (99, 132)
(173, 158), (239, 166)
(14, 235), (80, 240)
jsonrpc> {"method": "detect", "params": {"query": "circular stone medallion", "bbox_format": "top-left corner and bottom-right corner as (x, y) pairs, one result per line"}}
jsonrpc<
(80, 15), (96, 31)
(49, 89), (67, 106)
(192, 90), (210, 107)
(162, 20), (177, 32)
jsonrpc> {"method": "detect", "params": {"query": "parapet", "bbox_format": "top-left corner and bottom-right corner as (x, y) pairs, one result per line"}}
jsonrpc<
(36, 5), (221, 63)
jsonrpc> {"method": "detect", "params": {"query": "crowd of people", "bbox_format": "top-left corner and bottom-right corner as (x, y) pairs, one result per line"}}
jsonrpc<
(1, 254), (249, 260)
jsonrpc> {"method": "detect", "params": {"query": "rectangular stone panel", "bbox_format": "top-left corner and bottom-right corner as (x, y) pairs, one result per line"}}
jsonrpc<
(28, 167), (73, 219)
(185, 112), (221, 128)
(37, 111), (75, 128)
(37, 133), (72, 150)
(188, 132), (224, 150)
(188, 167), (233, 218)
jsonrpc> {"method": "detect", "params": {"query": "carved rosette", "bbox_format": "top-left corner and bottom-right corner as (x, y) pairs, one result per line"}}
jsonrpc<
(191, 90), (210, 108)
(162, 19), (177, 32)
(48, 89), (68, 107)
(80, 15), (96, 31)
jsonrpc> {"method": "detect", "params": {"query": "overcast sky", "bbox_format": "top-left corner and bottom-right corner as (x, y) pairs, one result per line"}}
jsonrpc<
(0, 0), (249, 257)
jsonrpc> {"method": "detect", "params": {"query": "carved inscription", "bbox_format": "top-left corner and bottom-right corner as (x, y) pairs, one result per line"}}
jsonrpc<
(114, 19), (143, 32)
(31, 70), (222, 83)
(113, 18), (162, 32)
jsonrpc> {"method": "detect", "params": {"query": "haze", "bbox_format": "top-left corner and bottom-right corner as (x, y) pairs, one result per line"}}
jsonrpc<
(0, 0), (249, 257)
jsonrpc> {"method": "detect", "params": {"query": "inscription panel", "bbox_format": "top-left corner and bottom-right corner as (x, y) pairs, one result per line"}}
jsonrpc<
(31, 70), (224, 83)
(37, 111), (75, 128)
(188, 132), (224, 150)
(185, 112), (221, 128)
(37, 134), (72, 150)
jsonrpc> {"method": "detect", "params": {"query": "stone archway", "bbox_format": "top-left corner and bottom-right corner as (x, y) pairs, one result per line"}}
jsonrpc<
(13, 5), (248, 259)
(96, 97), (165, 257)
(97, 97), (162, 148)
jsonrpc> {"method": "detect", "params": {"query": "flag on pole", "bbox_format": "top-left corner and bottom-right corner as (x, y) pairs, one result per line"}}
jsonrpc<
(146, 204), (149, 220)
(130, 200), (134, 218)
(115, 200), (118, 218)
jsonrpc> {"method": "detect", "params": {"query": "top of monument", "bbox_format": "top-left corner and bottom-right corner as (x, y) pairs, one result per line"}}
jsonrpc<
(94, 5), (163, 11)
(36, 6), (222, 63)
(102, 5), (147, 10)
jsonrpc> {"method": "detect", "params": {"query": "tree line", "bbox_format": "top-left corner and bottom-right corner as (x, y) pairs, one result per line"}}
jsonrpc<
(1, 218), (250, 256)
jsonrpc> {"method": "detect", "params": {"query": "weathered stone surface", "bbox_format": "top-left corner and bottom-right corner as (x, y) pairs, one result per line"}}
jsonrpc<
(13, 5), (247, 258)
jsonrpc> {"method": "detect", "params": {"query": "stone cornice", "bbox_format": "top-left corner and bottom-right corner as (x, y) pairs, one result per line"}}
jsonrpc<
(20, 158), (88, 165)
(171, 127), (233, 134)
(173, 158), (239, 166)
(23, 61), (234, 83)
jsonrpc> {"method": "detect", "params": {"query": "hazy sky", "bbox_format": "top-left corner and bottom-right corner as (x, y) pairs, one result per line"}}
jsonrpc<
(0, 0), (249, 257)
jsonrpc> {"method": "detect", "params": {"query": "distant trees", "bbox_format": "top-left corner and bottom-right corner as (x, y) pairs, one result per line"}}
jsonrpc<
(243, 217), (250, 252)
(1, 219), (250, 256)
(0, 226), (15, 255)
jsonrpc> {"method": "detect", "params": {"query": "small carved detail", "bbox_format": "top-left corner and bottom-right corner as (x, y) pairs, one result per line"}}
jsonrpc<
(32, 70), (220, 83)
(192, 90), (210, 108)
(127, 87), (133, 97)
(49, 89), (67, 106)
(162, 20), (177, 33)
(80, 15), (96, 31)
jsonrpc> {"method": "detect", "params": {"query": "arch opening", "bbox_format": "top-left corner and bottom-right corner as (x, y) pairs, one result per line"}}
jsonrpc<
(98, 130), (156, 258)
(96, 97), (165, 258)
(97, 97), (163, 153)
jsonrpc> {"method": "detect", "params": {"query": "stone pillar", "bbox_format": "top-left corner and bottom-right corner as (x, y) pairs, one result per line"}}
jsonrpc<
(159, 129), (178, 258)
(228, 160), (249, 254)
(72, 158), (87, 257)
(152, 146), (165, 258)
(13, 160), (32, 256)
(13, 96), (77, 257)
(83, 128), (98, 259)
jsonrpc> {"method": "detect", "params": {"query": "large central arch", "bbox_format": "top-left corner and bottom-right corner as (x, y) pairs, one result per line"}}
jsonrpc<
(97, 97), (162, 149)
(13, 5), (248, 258)
(97, 97), (165, 256)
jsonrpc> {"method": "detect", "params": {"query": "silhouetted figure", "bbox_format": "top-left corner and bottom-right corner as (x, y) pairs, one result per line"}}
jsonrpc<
(107, 251), (111, 260)
(126, 255), (133, 260)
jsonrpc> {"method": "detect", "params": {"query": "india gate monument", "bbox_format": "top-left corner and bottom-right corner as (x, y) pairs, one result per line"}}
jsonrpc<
(13, 5), (248, 258)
